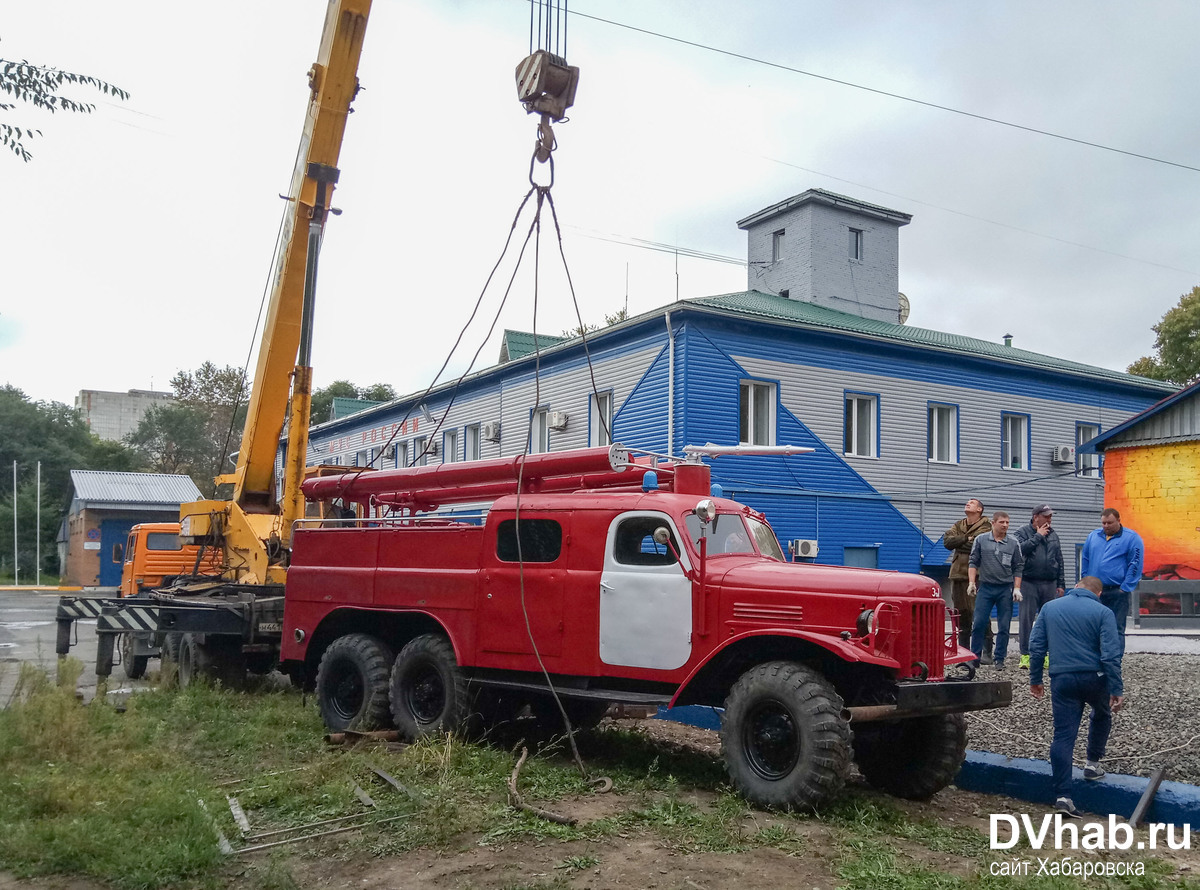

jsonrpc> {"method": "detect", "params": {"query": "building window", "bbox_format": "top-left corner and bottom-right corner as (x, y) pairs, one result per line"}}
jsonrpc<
(395, 440), (408, 468)
(444, 428), (459, 463)
(465, 424), (481, 461)
(413, 436), (428, 466)
(589, 391), (613, 447)
(739, 381), (775, 446)
(531, 408), (550, 454)
(772, 229), (785, 263)
(1076, 422), (1101, 477)
(927, 403), (958, 463)
(1001, 413), (1029, 470)
(355, 450), (367, 467)
(843, 392), (877, 457)
(849, 228), (864, 260)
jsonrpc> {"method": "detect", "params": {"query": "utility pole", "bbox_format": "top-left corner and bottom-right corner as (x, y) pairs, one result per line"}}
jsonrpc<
(36, 461), (41, 587)
(11, 461), (17, 587)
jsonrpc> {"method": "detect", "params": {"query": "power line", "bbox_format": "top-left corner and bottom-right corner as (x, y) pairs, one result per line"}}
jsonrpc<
(570, 9), (1200, 175)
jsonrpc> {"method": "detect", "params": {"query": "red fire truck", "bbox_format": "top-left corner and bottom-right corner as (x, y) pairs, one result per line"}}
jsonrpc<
(281, 443), (1008, 809)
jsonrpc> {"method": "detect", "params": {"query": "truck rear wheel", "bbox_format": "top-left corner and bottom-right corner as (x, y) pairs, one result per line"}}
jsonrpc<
(390, 634), (470, 739)
(315, 634), (395, 731)
(177, 634), (248, 690)
(120, 633), (150, 680)
(853, 713), (967, 800)
(721, 662), (851, 811)
(177, 633), (212, 688)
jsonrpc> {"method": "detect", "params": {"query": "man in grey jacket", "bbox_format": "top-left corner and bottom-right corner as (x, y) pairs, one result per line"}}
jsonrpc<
(968, 511), (1024, 671)
(1014, 504), (1066, 670)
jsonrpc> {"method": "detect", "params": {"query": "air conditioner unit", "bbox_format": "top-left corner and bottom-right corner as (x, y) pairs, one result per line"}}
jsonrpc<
(790, 539), (819, 559)
(548, 410), (569, 431)
(1050, 444), (1076, 465)
(481, 421), (501, 442)
(426, 439), (439, 455)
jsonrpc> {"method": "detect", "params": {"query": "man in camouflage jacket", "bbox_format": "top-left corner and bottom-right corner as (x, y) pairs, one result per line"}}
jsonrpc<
(944, 498), (993, 653)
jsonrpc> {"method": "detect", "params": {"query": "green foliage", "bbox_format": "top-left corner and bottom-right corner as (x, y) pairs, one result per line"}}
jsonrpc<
(0, 384), (141, 580)
(1, 55), (128, 162)
(561, 306), (629, 338)
(1127, 285), (1200, 386)
(310, 380), (396, 425)
(125, 362), (248, 495)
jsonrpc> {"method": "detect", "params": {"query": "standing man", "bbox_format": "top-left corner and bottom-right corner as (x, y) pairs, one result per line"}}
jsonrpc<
(1029, 576), (1125, 819)
(944, 498), (993, 657)
(968, 510), (1024, 671)
(1014, 504), (1066, 669)
(1080, 508), (1144, 653)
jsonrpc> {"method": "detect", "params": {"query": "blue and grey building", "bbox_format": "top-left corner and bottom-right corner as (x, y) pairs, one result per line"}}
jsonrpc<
(293, 189), (1173, 583)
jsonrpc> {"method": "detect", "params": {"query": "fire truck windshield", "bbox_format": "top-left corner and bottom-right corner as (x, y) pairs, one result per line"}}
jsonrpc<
(685, 512), (758, 556)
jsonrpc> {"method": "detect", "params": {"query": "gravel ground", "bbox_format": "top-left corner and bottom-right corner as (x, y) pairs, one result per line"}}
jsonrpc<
(965, 652), (1200, 786)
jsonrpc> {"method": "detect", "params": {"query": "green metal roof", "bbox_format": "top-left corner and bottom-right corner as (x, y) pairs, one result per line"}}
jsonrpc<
(330, 397), (384, 420)
(690, 291), (1175, 391)
(500, 329), (569, 362)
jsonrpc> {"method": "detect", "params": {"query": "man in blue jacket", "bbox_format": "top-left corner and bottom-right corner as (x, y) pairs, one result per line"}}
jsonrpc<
(1029, 576), (1125, 819)
(1080, 508), (1144, 653)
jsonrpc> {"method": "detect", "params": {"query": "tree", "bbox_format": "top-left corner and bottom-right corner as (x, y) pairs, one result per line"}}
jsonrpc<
(1127, 286), (1200, 386)
(561, 306), (629, 338)
(1, 53), (129, 162)
(0, 385), (141, 579)
(311, 380), (396, 425)
(125, 362), (248, 495)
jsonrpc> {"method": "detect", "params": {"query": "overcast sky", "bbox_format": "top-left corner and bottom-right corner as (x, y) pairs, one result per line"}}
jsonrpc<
(3, 1), (1198, 409)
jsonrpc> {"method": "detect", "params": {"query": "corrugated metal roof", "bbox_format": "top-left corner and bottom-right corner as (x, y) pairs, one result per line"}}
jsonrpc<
(690, 291), (1176, 390)
(500, 329), (569, 363)
(330, 397), (383, 420)
(70, 471), (201, 505)
(1082, 378), (1199, 452)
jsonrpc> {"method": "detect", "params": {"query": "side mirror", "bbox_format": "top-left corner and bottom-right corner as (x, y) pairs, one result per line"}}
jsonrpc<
(653, 526), (688, 574)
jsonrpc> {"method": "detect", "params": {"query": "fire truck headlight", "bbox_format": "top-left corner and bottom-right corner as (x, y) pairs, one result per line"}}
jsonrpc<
(693, 499), (717, 524)
(856, 609), (875, 638)
(294, 628), (306, 643)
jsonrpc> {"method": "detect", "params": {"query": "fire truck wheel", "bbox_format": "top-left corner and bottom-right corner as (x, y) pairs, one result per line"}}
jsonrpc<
(177, 633), (213, 689)
(721, 661), (851, 811)
(315, 634), (395, 731)
(390, 634), (470, 739)
(120, 633), (150, 680)
(853, 713), (967, 800)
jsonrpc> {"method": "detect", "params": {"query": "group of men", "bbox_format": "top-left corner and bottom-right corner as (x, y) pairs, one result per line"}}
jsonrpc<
(944, 502), (1141, 818)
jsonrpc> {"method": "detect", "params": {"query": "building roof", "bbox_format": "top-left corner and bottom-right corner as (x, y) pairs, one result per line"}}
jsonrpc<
(69, 471), (201, 506)
(330, 397), (384, 420)
(1080, 377), (1198, 452)
(690, 290), (1176, 391)
(499, 329), (569, 363)
(737, 188), (912, 230)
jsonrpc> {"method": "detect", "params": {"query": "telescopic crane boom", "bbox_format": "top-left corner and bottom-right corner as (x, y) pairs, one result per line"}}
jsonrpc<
(179, 0), (371, 585)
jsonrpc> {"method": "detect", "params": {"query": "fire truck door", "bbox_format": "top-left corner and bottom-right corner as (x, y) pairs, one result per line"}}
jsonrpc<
(599, 511), (692, 670)
(478, 515), (566, 657)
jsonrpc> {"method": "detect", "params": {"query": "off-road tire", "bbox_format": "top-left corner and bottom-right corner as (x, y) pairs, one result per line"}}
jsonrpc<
(120, 632), (150, 680)
(315, 634), (395, 731)
(162, 632), (182, 663)
(177, 633), (213, 688)
(721, 661), (851, 811)
(390, 634), (471, 740)
(853, 713), (967, 800)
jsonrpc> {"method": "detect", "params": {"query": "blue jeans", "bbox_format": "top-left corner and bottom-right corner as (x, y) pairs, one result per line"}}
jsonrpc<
(1100, 586), (1130, 654)
(1049, 671), (1112, 797)
(971, 583), (1013, 664)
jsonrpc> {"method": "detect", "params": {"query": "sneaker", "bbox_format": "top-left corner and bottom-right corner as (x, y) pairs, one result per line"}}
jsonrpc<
(995, 660), (1006, 672)
(1019, 655), (1030, 669)
(1044, 656), (1050, 670)
(1056, 797), (1082, 818)
(1084, 762), (1106, 781)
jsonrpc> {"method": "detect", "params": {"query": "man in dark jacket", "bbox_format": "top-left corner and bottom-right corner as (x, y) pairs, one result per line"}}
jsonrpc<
(1029, 576), (1124, 818)
(944, 498), (992, 653)
(1014, 504), (1066, 669)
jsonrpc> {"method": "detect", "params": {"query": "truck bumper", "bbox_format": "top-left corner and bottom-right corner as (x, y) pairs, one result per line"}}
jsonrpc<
(846, 680), (1011, 723)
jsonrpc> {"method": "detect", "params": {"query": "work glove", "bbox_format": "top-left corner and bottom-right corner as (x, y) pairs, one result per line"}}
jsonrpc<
(1013, 589), (1023, 603)
(966, 583), (977, 596)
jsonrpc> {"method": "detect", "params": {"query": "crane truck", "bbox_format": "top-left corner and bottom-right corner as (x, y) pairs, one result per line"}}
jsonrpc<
(55, 0), (1011, 810)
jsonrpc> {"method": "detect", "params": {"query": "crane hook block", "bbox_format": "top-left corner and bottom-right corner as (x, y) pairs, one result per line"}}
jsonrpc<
(515, 50), (579, 122)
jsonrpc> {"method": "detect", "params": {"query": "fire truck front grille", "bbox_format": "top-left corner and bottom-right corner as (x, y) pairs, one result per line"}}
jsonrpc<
(910, 601), (944, 676)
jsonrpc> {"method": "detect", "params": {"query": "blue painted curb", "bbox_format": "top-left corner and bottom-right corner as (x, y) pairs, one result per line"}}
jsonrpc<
(654, 706), (1200, 827)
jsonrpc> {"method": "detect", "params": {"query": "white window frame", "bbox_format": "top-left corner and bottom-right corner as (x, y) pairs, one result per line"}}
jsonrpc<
(396, 440), (408, 468)
(739, 380), (776, 446)
(1001, 413), (1029, 471)
(843, 392), (878, 458)
(771, 229), (785, 263)
(464, 424), (481, 461)
(1076, 422), (1101, 478)
(444, 428), (459, 463)
(589, 391), (613, 447)
(531, 408), (550, 454)
(413, 436), (428, 466)
(927, 403), (958, 464)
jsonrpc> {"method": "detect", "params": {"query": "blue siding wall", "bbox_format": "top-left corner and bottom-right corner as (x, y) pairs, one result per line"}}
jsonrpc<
(679, 325), (938, 572)
(613, 343), (670, 452)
